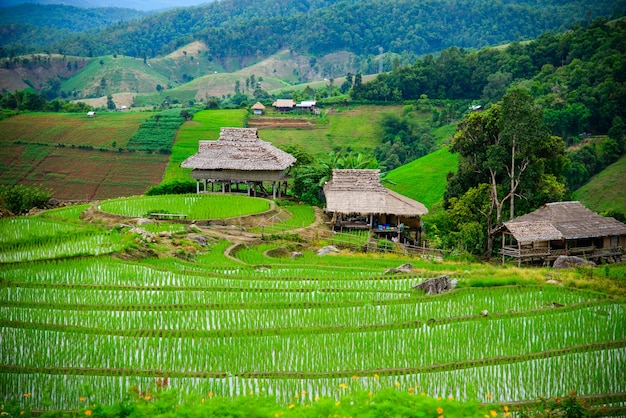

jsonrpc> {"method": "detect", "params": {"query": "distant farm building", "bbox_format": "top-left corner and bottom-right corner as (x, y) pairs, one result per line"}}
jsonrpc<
(498, 201), (626, 265)
(296, 100), (318, 113)
(272, 99), (295, 112)
(181, 127), (296, 198)
(251, 102), (266, 115)
(323, 169), (428, 244)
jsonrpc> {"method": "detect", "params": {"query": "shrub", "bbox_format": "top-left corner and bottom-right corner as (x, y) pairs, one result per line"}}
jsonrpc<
(0, 184), (52, 215)
(146, 181), (197, 196)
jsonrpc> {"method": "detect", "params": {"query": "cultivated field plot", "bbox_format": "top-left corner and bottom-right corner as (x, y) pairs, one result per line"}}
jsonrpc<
(1, 208), (625, 413)
(7, 147), (168, 200)
(0, 113), (147, 148)
(0, 112), (168, 199)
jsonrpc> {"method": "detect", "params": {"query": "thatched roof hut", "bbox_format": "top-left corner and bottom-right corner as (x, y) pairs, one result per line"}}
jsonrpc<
(323, 170), (428, 243)
(504, 201), (626, 242)
(181, 127), (296, 197)
(272, 99), (295, 111)
(251, 102), (266, 115)
(500, 201), (626, 265)
(324, 169), (428, 217)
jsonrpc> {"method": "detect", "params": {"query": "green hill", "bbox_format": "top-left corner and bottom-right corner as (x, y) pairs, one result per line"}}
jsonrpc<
(573, 155), (626, 217)
(384, 148), (459, 210)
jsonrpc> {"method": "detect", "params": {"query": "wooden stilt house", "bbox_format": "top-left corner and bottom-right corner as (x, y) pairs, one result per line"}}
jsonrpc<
(181, 128), (296, 198)
(498, 201), (626, 266)
(323, 169), (428, 244)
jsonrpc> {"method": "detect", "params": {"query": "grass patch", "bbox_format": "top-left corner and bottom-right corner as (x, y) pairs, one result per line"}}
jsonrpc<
(259, 105), (402, 157)
(384, 147), (459, 210)
(573, 154), (626, 217)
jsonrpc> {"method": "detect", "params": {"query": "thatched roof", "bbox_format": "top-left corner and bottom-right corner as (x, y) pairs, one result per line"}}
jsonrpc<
(251, 102), (265, 110)
(272, 99), (295, 108)
(503, 201), (626, 242)
(323, 169), (428, 216)
(180, 128), (296, 171)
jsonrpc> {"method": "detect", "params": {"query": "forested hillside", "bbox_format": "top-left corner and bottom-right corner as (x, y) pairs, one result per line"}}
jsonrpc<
(0, 4), (148, 55)
(1, 0), (624, 63)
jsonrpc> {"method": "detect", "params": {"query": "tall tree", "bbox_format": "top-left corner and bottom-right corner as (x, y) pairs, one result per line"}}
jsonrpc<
(447, 88), (566, 255)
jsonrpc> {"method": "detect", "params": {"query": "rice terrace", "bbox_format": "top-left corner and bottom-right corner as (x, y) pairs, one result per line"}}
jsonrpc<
(1, 111), (626, 416)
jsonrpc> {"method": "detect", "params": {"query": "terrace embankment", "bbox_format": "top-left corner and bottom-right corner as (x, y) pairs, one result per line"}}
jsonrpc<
(247, 118), (318, 129)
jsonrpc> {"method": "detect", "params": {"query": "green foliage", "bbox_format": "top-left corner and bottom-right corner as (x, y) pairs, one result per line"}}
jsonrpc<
(145, 180), (196, 196)
(291, 150), (377, 206)
(0, 183), (52, 215)
(443, 89), (567, 255)
(375, 108), (437, 171)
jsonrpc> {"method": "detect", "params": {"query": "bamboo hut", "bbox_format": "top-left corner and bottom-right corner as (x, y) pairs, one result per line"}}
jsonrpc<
(181, 128), (296, 198)
(498, 201), (626, 265)
(323, 169), (428, 244)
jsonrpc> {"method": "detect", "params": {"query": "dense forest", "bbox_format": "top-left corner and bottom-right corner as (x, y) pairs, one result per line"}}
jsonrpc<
(351, 18), (626, 191)
(1, 0), (624, 60)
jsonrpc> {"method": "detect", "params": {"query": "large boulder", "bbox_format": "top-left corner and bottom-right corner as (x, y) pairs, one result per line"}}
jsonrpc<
(384, 263), (414, 274)
(316, 245), (339, 256)
(552, 255), (596, 269)
(413, 275), (458, 295)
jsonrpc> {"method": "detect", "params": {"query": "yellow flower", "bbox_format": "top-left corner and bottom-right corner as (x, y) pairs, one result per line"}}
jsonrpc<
(338, 383), (349, 389)
(85, 411), (92, 417)
(335, 401), (341, 406)
(351, 375), (358, 379)
(486, 393), (493, 399)
(301, 390), (307, 395)
(144, 395), (152, 401)
(490, 410), (497, 417)
(437, 407), (444, 414)
(22, 394), (31, 398)
(448, 396), (454, 400)
(288, 404), (295, 409)
(79, 397), (86, 401)
(294, 395), (299, 399)
(315, 397), (320, 402)
(373, 373), (379, 379)
(503, 406), (509, 412)
(201, 398), (205, 404)
(368, 392), (373, 398)
(208, 392), (214, 398)
(438, 416), (444, 418)
(394, 381), (400, 387)
(408, 387), (415, 392)
(504, 413), (511, 418)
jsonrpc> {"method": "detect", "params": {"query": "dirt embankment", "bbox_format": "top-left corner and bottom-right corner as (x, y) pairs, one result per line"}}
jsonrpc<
(248, 118), (317, 129)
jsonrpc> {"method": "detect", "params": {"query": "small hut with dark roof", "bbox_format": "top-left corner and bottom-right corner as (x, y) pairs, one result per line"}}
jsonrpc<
(498, 201), (626, 265)
(181, 128), (296, 198)
(323, 169), (428, 244)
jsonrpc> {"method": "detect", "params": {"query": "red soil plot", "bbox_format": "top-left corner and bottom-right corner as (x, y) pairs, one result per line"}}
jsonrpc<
(19, 148), (169, 200)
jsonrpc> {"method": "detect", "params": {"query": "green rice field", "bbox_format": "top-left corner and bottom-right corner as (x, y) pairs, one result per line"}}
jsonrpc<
(1, 198), (625, 413)
(98, 193), (271, 219)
